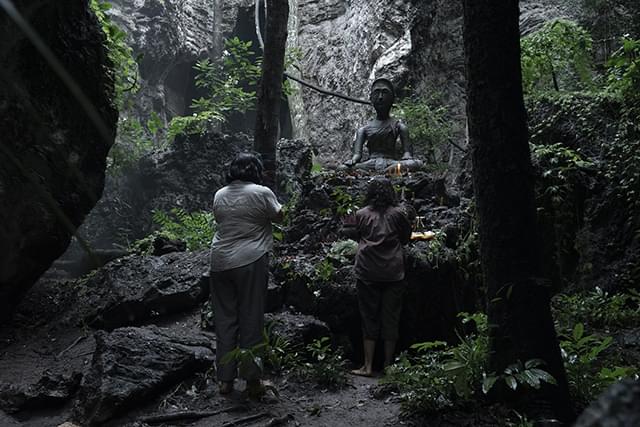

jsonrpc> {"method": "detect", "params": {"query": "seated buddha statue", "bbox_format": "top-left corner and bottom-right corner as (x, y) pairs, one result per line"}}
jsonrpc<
(344, 78), (424, 173)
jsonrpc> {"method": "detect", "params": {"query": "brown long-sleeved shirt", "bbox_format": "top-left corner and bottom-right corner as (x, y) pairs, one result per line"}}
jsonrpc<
(351, 205), (412, 282)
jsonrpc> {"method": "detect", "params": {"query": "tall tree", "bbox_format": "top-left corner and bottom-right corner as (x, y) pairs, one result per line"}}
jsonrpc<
(462, 0), (573, 421)
(254, 0), (288, 190)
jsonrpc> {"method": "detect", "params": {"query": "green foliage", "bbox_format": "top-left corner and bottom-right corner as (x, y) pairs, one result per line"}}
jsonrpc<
(130, 208), (215, 253)
(298, 337), (348, 390)
(327, 239), (358, 265)
(382, 312), (489, 414)
(313, 258), (335, 283)
(559, 323), (636, 406)
(310, 162), (324, 175)
(606, 36), (640, 102)
(167, 38), (260, 138)
(482, 359), (556, 394)
(168, 37), (301, 139)
(152, 208), (215, 251)
(331, 186), (358, 216)
(521, 19), (594, 93)
(220, 324), (300, 377)
(553, 287), (640, 328)
(394, 95), (452, 165)
(90, 0), (139, 108)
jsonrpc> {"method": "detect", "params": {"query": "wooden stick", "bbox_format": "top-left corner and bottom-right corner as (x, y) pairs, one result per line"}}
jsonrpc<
(140, 405), (244, 424)
(264, 413), (293, 426)
(220, 412), (271, 427)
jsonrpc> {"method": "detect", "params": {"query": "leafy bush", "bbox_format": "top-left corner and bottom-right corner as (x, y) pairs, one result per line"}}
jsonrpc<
(298, 337), (348, 390)
(552, 287), (640, 328)
(521, 19), (594, 93)
(313, 258), (335, 283)
(381, 312), (489, 414)
(168, 38), (300, 140)
(482, 359), (556, 395)
(606, 36), (640, 103)
(152, 208), (215, 251)
(559, 323), (636, 406)
(394, 95), (452, 165)
(327, 239), (358, 265)
(132, 208), (215, 253)
(330, 186), (359, 216)
(168, 38), (260, 139)
(220, 325), (300, 379)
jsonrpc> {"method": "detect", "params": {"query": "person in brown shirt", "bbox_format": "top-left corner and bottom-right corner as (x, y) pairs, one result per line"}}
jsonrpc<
(345, 177), (412, 376)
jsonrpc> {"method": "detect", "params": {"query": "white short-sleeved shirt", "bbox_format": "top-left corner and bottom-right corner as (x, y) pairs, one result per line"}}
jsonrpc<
(210, 180), (282, 272)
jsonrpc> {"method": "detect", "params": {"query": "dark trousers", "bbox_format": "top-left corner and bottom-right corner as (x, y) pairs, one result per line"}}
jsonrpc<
(211, 254), (268, 381)
(357, 278), (405, 341)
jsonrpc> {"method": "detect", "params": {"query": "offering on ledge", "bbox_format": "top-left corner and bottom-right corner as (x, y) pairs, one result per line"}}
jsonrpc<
(410, 231), (436, 241)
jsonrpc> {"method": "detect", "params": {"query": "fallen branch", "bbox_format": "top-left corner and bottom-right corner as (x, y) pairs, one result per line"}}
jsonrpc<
(220, 412), (271, 427)
(140, 406), (244, 424)
(264, 413), (294, 426)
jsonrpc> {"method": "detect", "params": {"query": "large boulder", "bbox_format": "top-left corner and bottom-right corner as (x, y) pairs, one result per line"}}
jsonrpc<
(0, 0), (118, 317)
(64, 250), (210, 330)
(574, 378), (640, 427)
(73, 326), (215, 425)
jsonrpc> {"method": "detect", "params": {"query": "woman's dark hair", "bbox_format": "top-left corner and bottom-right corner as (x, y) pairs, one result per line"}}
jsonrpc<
(364, 177), (397, 210)
(226, 152), (263, 184)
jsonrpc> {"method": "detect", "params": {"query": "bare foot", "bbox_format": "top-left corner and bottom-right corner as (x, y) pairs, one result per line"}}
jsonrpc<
(350, 367), (373, 377)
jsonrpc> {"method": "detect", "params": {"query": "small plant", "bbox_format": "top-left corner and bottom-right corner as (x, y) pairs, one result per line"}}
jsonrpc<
(299, 337), (348, 390)
(220, 324), (300, 377)
(131, 208), (215, 253)
(381, 312), (489, 414)
(313, 258), (335, 283)
(482, 359), (557, 394)
(331, 187), (358, 216)
(559, 322), (636, 406)
(152, 208), (216, 251)
(327, 239), (358, 265)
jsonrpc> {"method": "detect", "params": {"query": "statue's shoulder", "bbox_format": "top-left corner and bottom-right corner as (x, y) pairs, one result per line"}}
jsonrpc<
(359, 119), (377, 134)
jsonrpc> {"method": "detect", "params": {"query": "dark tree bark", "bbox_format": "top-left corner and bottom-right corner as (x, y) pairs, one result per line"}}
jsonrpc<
(462, 0), (573, 421)
(254, 0), (289, 190)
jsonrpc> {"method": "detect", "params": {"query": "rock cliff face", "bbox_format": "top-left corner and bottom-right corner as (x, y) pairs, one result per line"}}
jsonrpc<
(0, 1), (117, 316)
(107, 0), (218, 123)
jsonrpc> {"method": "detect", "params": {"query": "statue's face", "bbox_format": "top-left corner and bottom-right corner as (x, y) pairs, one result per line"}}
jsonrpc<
(370, 83), (394, 114)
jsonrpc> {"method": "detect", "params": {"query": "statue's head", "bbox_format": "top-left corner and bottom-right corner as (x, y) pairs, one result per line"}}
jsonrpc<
(370, 78), (395, 114)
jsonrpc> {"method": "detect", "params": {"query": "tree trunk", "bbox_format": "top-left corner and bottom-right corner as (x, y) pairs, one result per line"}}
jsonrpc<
(462, 0), (573, 421)
(254, 0), (289, 190)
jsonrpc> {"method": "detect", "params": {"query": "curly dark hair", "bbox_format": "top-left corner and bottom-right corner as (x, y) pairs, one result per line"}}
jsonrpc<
(364, 176), (397, 210)
(226, 152), (263, 185)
